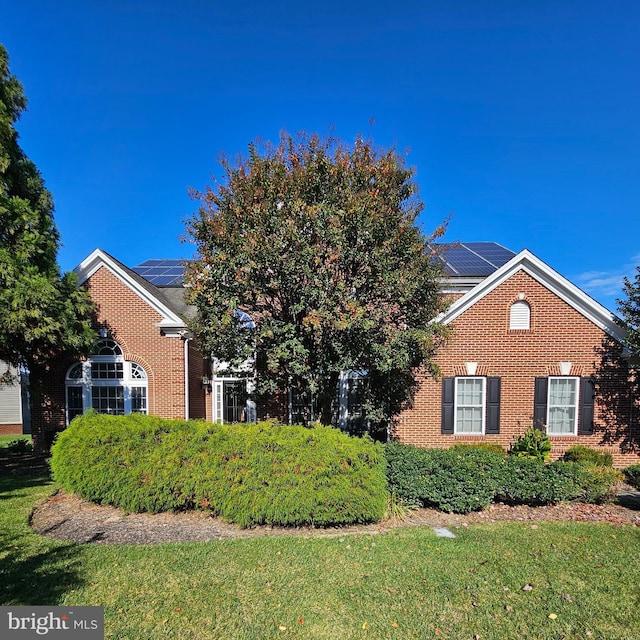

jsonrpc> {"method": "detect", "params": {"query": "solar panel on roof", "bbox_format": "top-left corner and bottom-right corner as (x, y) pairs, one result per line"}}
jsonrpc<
(437, 242), (516, 277)
(462, 243), (515, 267)
(132, 259), (186, 287)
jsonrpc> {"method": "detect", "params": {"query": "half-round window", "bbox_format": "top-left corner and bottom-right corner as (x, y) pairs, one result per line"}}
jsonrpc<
(509, 300), (531, 330)
(65, 340), (148, 424)
(94, 338), (123, 356)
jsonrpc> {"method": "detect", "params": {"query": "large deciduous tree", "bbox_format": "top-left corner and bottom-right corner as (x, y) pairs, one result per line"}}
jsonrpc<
(0, 44), (95, 451)
(185, 132), (447, 437)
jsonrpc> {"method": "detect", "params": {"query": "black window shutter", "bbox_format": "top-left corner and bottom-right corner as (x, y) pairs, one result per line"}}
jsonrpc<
(441, 377), (455, 434)
(579, 377), (595, 435)
(533, 378), (548, 430)
(486, 377), (501, 434)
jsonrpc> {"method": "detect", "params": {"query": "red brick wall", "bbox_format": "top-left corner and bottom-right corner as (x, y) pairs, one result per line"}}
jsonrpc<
(86, 266), (189, 419)
(0, 424), (23, 435)
(396, 270), (640, 468)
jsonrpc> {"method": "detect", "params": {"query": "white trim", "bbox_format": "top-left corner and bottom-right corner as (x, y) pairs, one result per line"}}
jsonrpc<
(211, 376), (254, 424)
(454, 376), (486, 435)
(65, 356), (149, 423)
(546, 376), (580, 436)
(436, 250), (626, 341)
(0, 365), (22, 425)
(74, 249), (186, 333)
(183, 337), (190, 420)
(509, 300), (531, 330)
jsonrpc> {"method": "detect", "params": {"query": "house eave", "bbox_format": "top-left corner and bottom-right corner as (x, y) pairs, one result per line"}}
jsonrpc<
(74, 249), (187, 332)
(436, 249), (627, 342)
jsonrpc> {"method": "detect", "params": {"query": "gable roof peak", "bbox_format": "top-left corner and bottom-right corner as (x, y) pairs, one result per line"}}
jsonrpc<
(74, 249), (188, 335)
(439, 248), (625, 341)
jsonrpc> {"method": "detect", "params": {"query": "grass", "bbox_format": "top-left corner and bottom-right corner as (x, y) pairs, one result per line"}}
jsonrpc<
(0, 434), (32, 449)
(1, 471), (639, 639)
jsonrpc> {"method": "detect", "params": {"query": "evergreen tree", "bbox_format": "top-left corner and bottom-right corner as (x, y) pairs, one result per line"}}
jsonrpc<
(617, 266), (640, 356)
(186, 132), (447, 437)
(0, 44), (95, 450)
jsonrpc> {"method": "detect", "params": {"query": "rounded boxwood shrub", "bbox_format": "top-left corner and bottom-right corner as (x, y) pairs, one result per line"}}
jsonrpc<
(384, 440), (621, 512)
(51, 413), (388, 527)
(384, 442), (504, 513)
(383, 441), (435, 508)
(624, 463), (640, 489)
(496, 457), (583, 506)
(563, 444), (613, 468)
(421, 447), (504, 513)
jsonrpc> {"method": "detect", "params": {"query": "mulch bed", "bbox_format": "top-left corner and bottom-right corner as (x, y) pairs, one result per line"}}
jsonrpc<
(30, 487), (640, 545)
(6, 451), (639, 545)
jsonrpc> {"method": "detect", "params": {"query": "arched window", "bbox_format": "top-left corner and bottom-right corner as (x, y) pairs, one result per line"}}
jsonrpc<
(509, 300), (531, 330)
(65, 339), (148, 423)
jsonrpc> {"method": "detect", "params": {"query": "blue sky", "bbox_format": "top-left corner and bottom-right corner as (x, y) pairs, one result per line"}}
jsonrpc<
(2, 1), (639, 313)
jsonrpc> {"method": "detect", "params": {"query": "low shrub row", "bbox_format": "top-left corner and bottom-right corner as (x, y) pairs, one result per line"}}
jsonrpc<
(51, 413), (628, 525)
(624, 464), (640, 489)
(384, 442), (623, 513)
(51, 413), (388, 527)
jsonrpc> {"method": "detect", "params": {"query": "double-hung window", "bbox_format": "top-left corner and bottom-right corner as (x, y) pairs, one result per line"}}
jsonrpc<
(442, 376), (501, 435)
(547, 377), (579, 435)
(534, 376), (594, 436)
(454, 377), (486, 434)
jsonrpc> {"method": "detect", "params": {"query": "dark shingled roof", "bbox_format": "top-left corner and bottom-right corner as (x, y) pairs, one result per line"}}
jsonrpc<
(131, 242), (517, 305)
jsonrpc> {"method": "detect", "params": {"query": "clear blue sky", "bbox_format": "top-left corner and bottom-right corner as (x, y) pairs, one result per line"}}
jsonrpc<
(2, 1), (639, 313)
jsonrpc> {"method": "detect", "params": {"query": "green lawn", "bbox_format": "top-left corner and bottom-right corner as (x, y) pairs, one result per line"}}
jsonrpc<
(1, 471), (639, 639)
(0, 434), (31, 449)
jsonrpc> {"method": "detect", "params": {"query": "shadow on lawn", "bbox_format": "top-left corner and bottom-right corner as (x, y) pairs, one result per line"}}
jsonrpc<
(0, 466), (85, 605)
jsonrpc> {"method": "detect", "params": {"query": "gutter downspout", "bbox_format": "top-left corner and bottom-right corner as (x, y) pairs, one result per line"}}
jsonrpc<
(183, 335), (190, 420)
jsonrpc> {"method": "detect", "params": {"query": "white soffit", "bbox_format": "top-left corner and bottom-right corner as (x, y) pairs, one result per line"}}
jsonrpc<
(438, 249), (626, 341)
(74, 249), (186, 332)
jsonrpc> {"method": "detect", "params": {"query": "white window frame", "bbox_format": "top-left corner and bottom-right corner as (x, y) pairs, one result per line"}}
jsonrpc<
(65, 341), (148, 424)
(288, 370), (367, 430)
(454, 376), (486, 435)
(212, 376), (255, 424)
(338, 370), (367, 432)
(546, 376), (579, 435)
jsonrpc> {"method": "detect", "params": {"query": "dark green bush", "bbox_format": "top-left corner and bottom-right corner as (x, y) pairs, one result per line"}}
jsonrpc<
(384, 442), (504, 513)
(496, 457), (583, 506)
(508, 427), (551, 462)
(383, 441), (434, 508)
(563, 444), (613, 467)
(624, 464), (640, 489)
(421, 448), (504, 513)
(51, 413), (387, 527)
(5, 438), (33, 454)
(384, 439), (622, 512)
(450, 442), (506, 456)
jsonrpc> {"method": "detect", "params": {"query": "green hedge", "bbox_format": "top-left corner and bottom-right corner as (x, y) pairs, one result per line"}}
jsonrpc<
(384, 442), (504, 513)
(51, 413), (388, 527)
(624, 464), (640, 489)
(496, 458), (583, 506)
(384, 441), (621, 513)
(563, 444), (613, 467)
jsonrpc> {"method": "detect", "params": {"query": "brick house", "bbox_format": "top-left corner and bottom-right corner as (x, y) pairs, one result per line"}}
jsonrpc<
(395, 244), (640, 467)
(29, 244), (640, 466)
